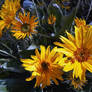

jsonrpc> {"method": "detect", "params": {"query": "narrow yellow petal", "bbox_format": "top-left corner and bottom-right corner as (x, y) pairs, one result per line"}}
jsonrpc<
(54, 42), (64, 47)
(58, 57), (67, 66)
(32, 72), (40, 76)
(46, 73), (50, 86)
(73, 61), (82, 79)
(55, 48), (73, 57)
(83, 62), (92, 72)
(26, 76), (35, 81)
(66, 31), (75, 43)
(35, 76), (42, 87)
(40, 45), (45, 61)
(60, 36), (77, 50)
(35, 48), (40, 59)
(48, 47), (57, 61)
(75, 26), (82, 48)
(46, 46), (50, 58)
(54, 53), (63, 64)
(52, 77), (59, 85)
(21, 59), (35, 64)
(0, 30), (2, 37)
(63, 62), (74, 72)
(23, 65), (36, 71)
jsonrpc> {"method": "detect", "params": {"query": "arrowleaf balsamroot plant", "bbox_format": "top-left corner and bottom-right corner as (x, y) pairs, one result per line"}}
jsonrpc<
(21, 45), (63, 88)
(11, 12), (38, 39)
(54, 18), (92, 88)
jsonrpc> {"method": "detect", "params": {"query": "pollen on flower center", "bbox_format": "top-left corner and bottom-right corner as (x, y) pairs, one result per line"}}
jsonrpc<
(41, 62), (49, 71)
(74, 48), (89, 62)
(21, 23), (30, 33)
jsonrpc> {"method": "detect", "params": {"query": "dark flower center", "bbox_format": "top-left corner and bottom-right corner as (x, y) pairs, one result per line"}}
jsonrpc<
(21, 23), (30, 33)
(41, 62), (49, 71)
(74, 48), (89, 62)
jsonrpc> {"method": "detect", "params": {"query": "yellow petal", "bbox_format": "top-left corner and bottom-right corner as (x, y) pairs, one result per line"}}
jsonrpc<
(41, 74), (47, 88)
(35, 48), (40, 59)
(40, 45), (45, 61)
(54, 42), (64, 47)
(35, 76), (42, 87)
(21, 59), (35, 64)
(73, 61), (82, 79)
(46, 46), (50, 58)
(46, 73), (50, 86)
(58, 57), (67, 66)
(0, 30), (2, 37)
(54, 53), (63, 64)
(26, 72), (40, 82)
(47, 47), (57, 61)
(66, 31), (75, 43)
(60, 36), (77, 51)
(0, 20), (6, 37)
(63, 62), (74, 72)
(31, 55), (39, 61)
(26, 76), (35, 81)
(83, 62), (92, 72)
(23, 65), (36, 71)
(52, 77), (59, 85)
(55, 48), (73, 57)
(32, 72), (40, 76)
(75, 26), (82, 48)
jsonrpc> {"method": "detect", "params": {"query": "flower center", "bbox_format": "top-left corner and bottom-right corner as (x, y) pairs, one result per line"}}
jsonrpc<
(74, 48), (89, 62)
(21, 23), (30, 33)
(41, 62), (49, 71)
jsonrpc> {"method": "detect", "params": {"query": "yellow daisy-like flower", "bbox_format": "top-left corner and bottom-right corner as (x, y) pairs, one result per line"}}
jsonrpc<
(48, 14), (56, 25)
(68, 72), (87, 90)
(74, 18), (86, 27)
(11, 12), (38, 39)
(0, 0), (20, 37)
(21, 45), (63, 88)
(54, 24), (92, 80)
(74, 18), (90, 30)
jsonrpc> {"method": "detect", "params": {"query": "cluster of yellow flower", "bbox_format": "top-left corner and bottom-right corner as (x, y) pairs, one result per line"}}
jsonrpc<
(21, 18), (92, 89)
(0, 0), (92, 90)
(0, 0), (38, 39)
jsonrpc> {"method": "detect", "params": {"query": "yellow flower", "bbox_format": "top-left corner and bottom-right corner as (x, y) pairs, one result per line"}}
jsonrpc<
(0, 0), (20, 37)
(68, 72), (87, 90)
(21, 45), (63, 88)
(48, 14), (56, 25)
(54, 24), (92, 80)
(74, 18), (90, 30)
(11, 12), (38, 39)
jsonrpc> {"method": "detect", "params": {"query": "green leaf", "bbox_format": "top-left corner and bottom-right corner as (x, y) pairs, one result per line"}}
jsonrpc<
(0, 79), (8, 92)
(19, 50), (35, 58)
(0, 50), (17, 59)
(6, 78), (42, 92)
(55, 7), (77, 37)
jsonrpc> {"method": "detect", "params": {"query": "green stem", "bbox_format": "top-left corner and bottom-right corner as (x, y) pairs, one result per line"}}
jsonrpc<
(53, 23), (56, 33)
(0, 50), (17, 59)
